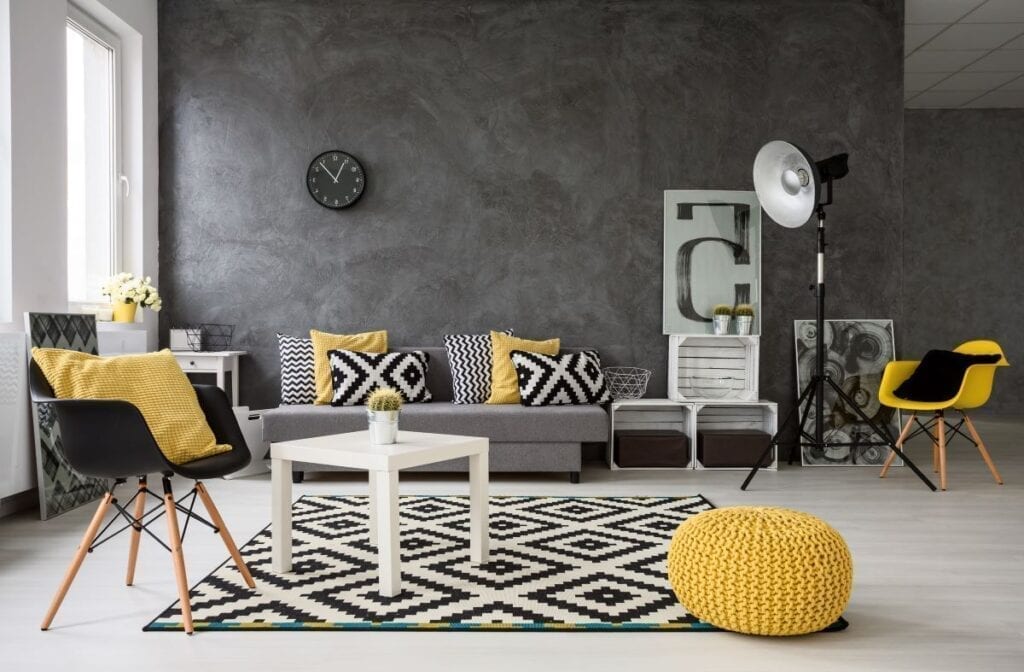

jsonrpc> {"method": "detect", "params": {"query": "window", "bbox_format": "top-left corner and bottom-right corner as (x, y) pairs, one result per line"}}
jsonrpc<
(66, 8), (122, 304)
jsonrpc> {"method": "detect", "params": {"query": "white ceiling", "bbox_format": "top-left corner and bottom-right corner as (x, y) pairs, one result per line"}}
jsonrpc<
(905, 0), (1024, 108)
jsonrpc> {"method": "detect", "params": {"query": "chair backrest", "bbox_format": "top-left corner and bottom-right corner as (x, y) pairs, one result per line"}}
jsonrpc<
(953, 340), (1008, 409)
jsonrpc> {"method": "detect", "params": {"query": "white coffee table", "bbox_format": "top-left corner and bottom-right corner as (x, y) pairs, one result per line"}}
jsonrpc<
(270, 430), (489, 597)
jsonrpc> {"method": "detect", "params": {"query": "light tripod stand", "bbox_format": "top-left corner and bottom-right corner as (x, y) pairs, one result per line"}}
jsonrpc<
(739, 142), (936, 492)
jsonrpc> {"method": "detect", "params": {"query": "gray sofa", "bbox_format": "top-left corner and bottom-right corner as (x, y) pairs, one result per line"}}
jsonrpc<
(261, 346), (608, 483)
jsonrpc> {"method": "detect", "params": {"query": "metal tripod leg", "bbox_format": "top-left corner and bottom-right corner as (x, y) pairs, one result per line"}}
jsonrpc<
(740, 378), (815, 490)
(789, 376), (820, 465)
(823, 377), (936, 491)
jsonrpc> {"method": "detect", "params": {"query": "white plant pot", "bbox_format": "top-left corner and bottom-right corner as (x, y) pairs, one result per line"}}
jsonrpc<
(367, 410), (399, 445)
(712, 315), (731, 335)
(735, 315), (754, 335)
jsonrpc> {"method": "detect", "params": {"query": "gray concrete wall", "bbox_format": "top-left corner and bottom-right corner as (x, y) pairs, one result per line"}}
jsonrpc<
(903, 109), (1024, 415)
(158, 0), (904, 412)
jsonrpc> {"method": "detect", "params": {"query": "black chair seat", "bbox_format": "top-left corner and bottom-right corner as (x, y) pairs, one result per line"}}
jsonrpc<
(171, 446), (250, 480)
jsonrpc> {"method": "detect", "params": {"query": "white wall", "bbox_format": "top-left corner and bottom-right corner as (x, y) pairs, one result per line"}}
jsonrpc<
(0, 0), (158, 504)
(0, 1), (10, 325)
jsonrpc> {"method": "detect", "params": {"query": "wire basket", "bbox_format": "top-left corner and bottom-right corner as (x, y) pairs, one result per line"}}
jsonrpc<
(185, 323), (235, 352)
(602, 367), (652, 400)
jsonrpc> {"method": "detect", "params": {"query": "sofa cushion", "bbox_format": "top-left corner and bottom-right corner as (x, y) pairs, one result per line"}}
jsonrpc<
(444, 330), (512, 404)
(262, 402), (608, 444)
(511, 350), (611, 406)
(277, 333), (315, 404)
(328, 349), (432, 405)
(487, 332), (560, 405)
(310, 329), (387, 405)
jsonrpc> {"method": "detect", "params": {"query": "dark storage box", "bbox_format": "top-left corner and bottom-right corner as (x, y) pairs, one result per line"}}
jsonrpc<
(614, 429), (690, 468)
(697, 429), (772, 468)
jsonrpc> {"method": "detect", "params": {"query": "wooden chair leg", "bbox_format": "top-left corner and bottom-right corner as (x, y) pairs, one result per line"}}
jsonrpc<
(928, 423), (940, 473)
(162, 478), (194, 635)
(937, 412), (948, 491)
(125, 477), (147, 586)
(963, 414), (1004, 485)
(194, 482), (256, 589)
(880, 413), (915, 478)
(41, 492), (114, 630)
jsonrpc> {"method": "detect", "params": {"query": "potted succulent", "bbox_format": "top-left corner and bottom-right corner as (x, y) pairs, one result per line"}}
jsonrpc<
(100, 272), (162, 323)
(734, 303), (755, 335)
(367, 388), (403, 445)
(712, 304), (733, 335)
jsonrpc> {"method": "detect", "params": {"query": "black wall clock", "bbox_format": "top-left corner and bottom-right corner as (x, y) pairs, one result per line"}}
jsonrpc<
(306, 150), (366, 209)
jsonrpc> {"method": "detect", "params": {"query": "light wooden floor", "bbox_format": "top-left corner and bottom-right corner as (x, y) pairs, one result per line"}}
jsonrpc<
(2, 418), (1022, 672)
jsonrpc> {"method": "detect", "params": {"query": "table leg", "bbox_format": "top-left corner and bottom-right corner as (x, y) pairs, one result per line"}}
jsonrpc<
(469, 450), (489, 564)
(229, 367), (239, 407)
(374, 470), (401, 597)
(367, 470), (378, 545)
(214, 365), (229, 405)
(271, 457), (293, 573)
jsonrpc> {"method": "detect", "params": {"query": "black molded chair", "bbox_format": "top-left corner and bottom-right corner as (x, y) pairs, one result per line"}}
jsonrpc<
(30, 360), (257, 635)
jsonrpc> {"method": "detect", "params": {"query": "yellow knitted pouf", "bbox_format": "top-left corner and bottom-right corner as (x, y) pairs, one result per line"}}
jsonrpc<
(667, 506), (852, 636)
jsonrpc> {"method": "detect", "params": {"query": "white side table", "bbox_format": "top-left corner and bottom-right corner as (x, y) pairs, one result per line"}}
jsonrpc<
(173, 350), (246, 407)
(270, 430), (489, 597)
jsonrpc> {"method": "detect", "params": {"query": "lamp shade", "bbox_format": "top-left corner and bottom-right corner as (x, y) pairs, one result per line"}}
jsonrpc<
(752, 141), (820, 228)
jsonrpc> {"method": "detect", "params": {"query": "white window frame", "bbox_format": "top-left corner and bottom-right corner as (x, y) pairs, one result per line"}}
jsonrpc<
(66, 3), (124, 306)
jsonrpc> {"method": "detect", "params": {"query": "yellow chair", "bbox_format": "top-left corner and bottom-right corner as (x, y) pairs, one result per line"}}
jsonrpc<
(878, 340), (1008, 490)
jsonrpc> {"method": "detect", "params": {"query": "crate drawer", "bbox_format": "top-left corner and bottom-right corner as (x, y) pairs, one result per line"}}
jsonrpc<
(614, 429), (690, 468)
(697, 429), (772, 468)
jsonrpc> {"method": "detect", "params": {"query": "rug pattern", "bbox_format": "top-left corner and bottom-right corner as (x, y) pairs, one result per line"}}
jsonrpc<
(146, 495), (720, 631)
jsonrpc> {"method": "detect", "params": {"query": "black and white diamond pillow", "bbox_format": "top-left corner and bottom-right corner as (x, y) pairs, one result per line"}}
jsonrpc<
(328, 350), (433, 406)
(277, 333), (315, 405)
(444, 330), (512, 404)
(509, 350), (611, 406)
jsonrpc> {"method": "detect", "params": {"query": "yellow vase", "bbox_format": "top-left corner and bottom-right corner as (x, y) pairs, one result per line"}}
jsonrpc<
(112, 302), (138, 323)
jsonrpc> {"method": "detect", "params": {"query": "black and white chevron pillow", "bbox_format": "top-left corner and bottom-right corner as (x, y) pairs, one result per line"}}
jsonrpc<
(444, 330), (512, 404)
(277, 333), (315, 405)
(328, 350), (433, 406)
(509, 350), (611, 407)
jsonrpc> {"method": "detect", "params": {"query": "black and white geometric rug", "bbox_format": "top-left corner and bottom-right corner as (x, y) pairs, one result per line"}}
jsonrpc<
(146, 494), (720, 632)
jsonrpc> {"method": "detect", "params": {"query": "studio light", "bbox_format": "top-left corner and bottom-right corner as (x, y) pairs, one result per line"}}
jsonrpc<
(752, 141), (851, 228)
(752, 141), (819, 227)
(741, 141), (935, 492)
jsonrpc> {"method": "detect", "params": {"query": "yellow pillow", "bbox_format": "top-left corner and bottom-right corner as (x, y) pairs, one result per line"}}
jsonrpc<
(310, 329), (388, 404)
(486, 331), (560, 404)
(31, 348), (231, 465)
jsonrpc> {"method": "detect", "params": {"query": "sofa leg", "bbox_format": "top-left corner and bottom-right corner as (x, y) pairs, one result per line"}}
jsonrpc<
(569, 471), (580, 484)
(292, 471), (304, 484)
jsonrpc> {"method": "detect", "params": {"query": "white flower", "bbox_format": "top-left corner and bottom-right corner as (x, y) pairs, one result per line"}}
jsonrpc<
(100, 272), (162, 312)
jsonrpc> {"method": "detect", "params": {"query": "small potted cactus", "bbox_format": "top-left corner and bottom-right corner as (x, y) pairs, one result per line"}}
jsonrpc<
(734, 303), (755, 335)
(367, 388), (403, 445)
(712, 304), (733, 335)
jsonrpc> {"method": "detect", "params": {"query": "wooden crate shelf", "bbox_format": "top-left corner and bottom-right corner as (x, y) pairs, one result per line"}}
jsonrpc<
(668, 334), (759, 402)
(606, 400), (694, 471)
(693, 400), (778, 470)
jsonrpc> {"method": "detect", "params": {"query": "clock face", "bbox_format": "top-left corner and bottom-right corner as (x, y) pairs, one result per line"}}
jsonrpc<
(306, 150), (366, 209)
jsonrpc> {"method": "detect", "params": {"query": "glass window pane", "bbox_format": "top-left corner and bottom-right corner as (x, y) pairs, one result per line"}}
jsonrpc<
(66, 22), (114, 303)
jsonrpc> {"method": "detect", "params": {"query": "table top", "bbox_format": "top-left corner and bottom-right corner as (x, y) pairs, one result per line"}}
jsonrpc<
(170, 350), (247, 358)
(270, 430), (488, 472)
(612, 398), (777, 407)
